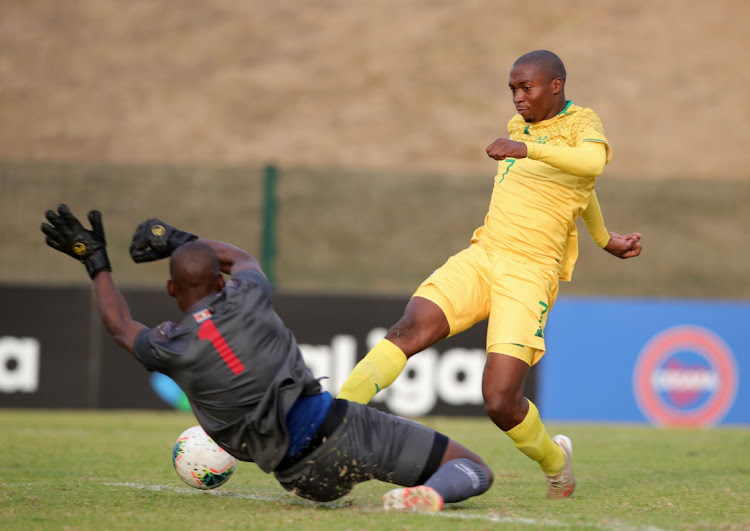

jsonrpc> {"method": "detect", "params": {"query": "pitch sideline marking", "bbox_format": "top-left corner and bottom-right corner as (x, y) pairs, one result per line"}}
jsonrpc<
(103, 481), (670, 531)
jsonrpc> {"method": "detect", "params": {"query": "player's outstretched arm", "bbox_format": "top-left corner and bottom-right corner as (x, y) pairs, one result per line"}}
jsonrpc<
(93, 271), (147, 356)
(41, 204), (147, 356)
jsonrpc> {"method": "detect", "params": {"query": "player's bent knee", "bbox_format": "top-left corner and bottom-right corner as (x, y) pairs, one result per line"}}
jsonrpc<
(484, 394), (526, 430)
(483, 394), (510, 418)
(442, 440), (494, 487)
(440, 439), (495, 496)
(385, 298), (450, 354)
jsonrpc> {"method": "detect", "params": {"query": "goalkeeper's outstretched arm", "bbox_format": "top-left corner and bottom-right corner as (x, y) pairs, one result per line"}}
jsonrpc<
(93, 271), (147, 357)
(41, 204), (147, 358)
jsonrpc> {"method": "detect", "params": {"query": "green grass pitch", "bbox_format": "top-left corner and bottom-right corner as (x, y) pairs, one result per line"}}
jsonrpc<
(1, 410), (747, 530)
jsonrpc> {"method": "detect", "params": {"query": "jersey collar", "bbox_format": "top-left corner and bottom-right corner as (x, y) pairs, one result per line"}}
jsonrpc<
(558, 100), (574, 115)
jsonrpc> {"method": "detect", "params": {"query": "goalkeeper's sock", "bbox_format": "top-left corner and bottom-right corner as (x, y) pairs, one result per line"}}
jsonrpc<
(424, 458), (491, 503)
(505, 400), (565, 475)
(336, 339), (406, 403)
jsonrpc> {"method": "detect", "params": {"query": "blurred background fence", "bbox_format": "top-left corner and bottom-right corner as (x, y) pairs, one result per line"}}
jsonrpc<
(2, 160), (749, 300)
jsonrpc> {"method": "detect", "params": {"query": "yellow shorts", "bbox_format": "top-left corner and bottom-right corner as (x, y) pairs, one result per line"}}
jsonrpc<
(413, 243), (559, 366)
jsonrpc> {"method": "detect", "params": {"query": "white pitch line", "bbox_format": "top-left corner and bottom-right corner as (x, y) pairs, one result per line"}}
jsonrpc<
(433, 511), (670, 531)
(102, 482), (349, 508)
(103, 481), (670, 531)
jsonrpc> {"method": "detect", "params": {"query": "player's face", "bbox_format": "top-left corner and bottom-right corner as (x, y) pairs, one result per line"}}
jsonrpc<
(508, 63), (563, 123)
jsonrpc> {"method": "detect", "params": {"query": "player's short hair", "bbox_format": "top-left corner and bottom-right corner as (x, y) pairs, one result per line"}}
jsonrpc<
(513, 50), (566, 82)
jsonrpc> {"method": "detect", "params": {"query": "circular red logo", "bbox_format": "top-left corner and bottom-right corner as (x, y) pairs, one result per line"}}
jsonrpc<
(633, 325), (738, 426)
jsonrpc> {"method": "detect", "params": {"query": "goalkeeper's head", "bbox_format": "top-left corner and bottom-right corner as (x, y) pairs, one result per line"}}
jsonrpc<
(167, 241), (224, 312)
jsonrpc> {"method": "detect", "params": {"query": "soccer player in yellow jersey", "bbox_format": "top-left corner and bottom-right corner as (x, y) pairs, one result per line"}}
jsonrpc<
(337, 50), (642, 499)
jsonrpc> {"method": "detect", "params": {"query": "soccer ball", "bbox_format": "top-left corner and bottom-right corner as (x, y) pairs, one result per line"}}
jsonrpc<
(172, 425), (237, 489)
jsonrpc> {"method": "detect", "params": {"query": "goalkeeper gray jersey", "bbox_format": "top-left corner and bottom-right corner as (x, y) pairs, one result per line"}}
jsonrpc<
(133, 269), (322, 472)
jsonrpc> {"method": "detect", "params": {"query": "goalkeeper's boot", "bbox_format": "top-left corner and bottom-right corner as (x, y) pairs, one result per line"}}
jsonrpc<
(383, 485), (444, 513)
(546, 435), (575, 499)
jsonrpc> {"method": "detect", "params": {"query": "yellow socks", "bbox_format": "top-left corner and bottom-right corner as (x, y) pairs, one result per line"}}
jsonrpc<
(505, 400), (565, 476)
(336, 339), (407, 403)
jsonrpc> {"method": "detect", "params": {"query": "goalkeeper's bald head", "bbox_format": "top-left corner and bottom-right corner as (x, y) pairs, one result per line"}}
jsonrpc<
(168, 241), (224, 312)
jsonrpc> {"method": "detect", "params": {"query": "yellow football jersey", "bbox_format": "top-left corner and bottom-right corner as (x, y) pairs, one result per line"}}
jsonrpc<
(472, 101), (611, 281)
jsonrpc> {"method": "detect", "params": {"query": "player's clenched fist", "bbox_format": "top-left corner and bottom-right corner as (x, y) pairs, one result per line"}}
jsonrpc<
(485, 137), (528, 161)
(129, 218), (198, 263)
(41, 204), (111, 279)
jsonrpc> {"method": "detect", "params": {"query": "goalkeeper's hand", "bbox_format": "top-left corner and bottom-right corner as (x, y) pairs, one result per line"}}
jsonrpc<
(129, 218), (198, 263)
(41, 204), (111, 279)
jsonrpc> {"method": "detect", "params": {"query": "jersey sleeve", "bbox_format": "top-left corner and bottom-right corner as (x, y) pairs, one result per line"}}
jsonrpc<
(132, 325), (167, 372)
(582, 190), (611, 248)
(572, 108), (612, 163)
(232, 269), (273, 297)
(524, 141), (608, 178)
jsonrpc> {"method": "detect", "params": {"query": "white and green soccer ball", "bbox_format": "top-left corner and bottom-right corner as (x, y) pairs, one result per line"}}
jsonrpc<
(172, 425), (237, 489)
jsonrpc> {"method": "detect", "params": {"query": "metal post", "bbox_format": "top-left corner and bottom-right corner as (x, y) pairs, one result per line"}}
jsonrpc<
(261, 164), (278, 285)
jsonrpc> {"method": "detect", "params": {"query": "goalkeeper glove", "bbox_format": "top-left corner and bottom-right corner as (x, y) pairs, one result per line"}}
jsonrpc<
(41, 204), (111, 279)
(129, 218), (198, 263)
